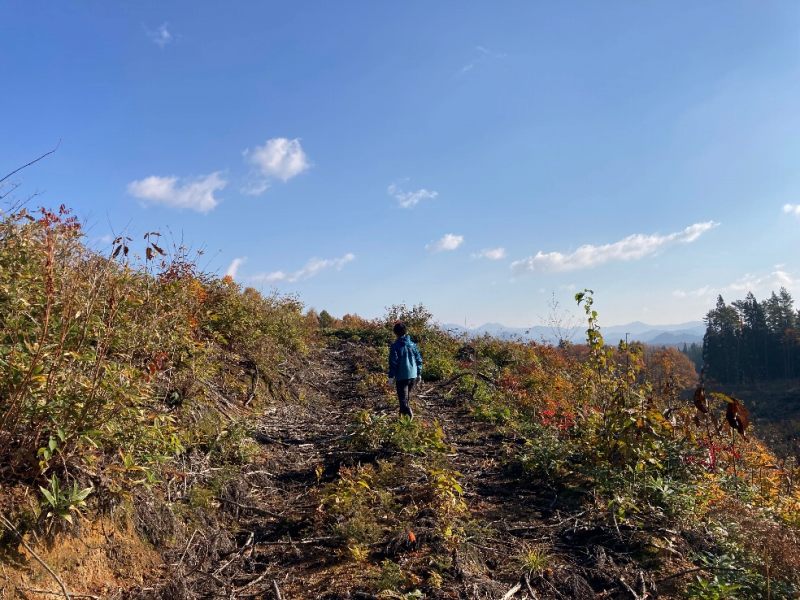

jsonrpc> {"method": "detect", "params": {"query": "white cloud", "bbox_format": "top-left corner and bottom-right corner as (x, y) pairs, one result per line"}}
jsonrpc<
(127, 172), (226, 213)
(240, 178), (271, 196)
(672, 286), (712, 299)
(225, 257), (246, 278)
(774, 269), (794, 287)
(782, 203), (800, 216)
(256, 271), (287, 284)
(476, 45), (508, 58)
(673, 269), (795, 299)
(427, 233), (464, 253)
(387, 183), (438, 209)
(458, 45), (507, 76)
(728, 269), (794, 293)
(244, 138), (310, 186)
(472, 247), (506, 260)
(511, 221), (719, 274)
(251, 253), (355, 284)
(147, 23), (172, 48)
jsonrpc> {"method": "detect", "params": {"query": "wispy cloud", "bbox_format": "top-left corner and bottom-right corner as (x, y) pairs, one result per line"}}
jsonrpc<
(240, 178), (271, 197)
(225, 257), (246, 278)
(147, 23), (173, 48)
(511, 221), (719, 274)
(672, 286), (713, 299)
(387, 182), (438, 209)
(127, 172), (226, 213)
(728, 269), (794, 292)
(458, 45), (507, 75)
(476, 45), (507, 59)
(673, 268), (794, 299)
(472, 247), (506, 260)
(782, 203), (800, 216)
(242, 137), (310, 195)
(251, 253), (355, 284)
(427, 233), (464, 253)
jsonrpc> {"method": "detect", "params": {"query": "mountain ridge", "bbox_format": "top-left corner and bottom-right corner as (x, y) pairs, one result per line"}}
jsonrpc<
(442, 320), (705, 346)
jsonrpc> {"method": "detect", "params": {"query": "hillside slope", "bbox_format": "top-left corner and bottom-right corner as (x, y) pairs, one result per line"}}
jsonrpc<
(130, 337), (672, 599)
(124, 330), (799, 600)
(1, 209), (798, 599)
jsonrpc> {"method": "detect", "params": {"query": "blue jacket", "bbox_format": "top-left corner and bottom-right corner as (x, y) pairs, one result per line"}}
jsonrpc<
(388, 335), (423, 380)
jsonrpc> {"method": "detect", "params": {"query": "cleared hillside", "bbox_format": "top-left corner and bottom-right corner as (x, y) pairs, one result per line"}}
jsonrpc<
(0, 207), (798, 599)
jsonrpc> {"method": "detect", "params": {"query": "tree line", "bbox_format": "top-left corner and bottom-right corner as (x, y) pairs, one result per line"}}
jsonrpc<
(700, 288), (800, 384)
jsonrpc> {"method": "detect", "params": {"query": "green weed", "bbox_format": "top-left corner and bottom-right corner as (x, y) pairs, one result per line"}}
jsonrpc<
(38, 475), (93, 526)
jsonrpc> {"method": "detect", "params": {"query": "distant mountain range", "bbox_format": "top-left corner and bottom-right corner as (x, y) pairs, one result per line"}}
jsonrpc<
(441, 320), (705, 347)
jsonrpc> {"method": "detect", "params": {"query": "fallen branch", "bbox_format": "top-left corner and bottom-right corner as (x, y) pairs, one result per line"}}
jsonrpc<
(232, 569), (270, 594)
(16, 588), (98, 600)
(256, 536), (336, 546)
(618, 576), (644, 600)
(272, 579), (283, 600)
(524, 574), (538, 599)
(196, 569), (226, 587)
(213, 531), (254, 575)
(416, 371), (497, 399)
(0, 514), (71, 600)
(216, 496), (285, 518)
(500, 581), (522, 600)
(171, 529), (198, 567)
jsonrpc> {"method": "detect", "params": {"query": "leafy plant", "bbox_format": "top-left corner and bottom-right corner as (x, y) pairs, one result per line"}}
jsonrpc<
(377, 559), (408, 592)
(347, 410), (449, 456)
(518, 545), (552, 576)
(39, 475), (93, 525)
(686, 576), (741, 600)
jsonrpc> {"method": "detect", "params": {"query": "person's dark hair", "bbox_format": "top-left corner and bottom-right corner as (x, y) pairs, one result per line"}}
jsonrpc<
(393, 321), (407, 337)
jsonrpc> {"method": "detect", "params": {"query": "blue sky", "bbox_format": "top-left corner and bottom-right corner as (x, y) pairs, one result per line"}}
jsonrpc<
(3, 2), (800, 326)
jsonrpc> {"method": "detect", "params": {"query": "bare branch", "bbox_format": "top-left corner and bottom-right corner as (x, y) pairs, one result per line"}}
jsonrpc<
(0, 181), (20, 200)
(0, 140), (61, 185)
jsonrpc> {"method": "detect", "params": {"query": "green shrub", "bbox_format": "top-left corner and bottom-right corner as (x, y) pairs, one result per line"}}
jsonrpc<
(347, 410), (449, 456)
(0, 205), (312, 506)
(518, 545), (552, 576)
(519, 424), (574, 480)
(321, 462), (394, 546)
(470, 393), (514, 425)
(377, 559), (407, 592)
(38, 474), (93, 526)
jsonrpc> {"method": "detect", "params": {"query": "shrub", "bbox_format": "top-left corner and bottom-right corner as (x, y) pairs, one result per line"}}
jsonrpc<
(38, 474), (93, 526)
(518, 545), (552, 576)
(0, 205), (313, 508)
(347, 410), (449, 456)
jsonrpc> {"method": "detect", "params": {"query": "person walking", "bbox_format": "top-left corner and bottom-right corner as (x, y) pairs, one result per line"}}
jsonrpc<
(388, 321), (423, 419)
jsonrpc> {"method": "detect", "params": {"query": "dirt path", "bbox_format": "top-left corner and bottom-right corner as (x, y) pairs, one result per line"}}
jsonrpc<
(239, 341), (558, 599)
(133, 339), (645, 600)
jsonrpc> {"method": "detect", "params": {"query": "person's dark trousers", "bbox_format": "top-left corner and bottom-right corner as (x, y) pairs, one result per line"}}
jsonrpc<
(395, 378), (416, 418)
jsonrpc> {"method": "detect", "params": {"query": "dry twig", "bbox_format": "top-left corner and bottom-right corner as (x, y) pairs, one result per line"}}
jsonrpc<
(271, 579), (283, 600)
(0, 515), (72, 600)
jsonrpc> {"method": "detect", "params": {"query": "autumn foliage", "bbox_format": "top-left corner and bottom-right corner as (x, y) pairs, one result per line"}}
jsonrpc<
(0, 207), (798, 597)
